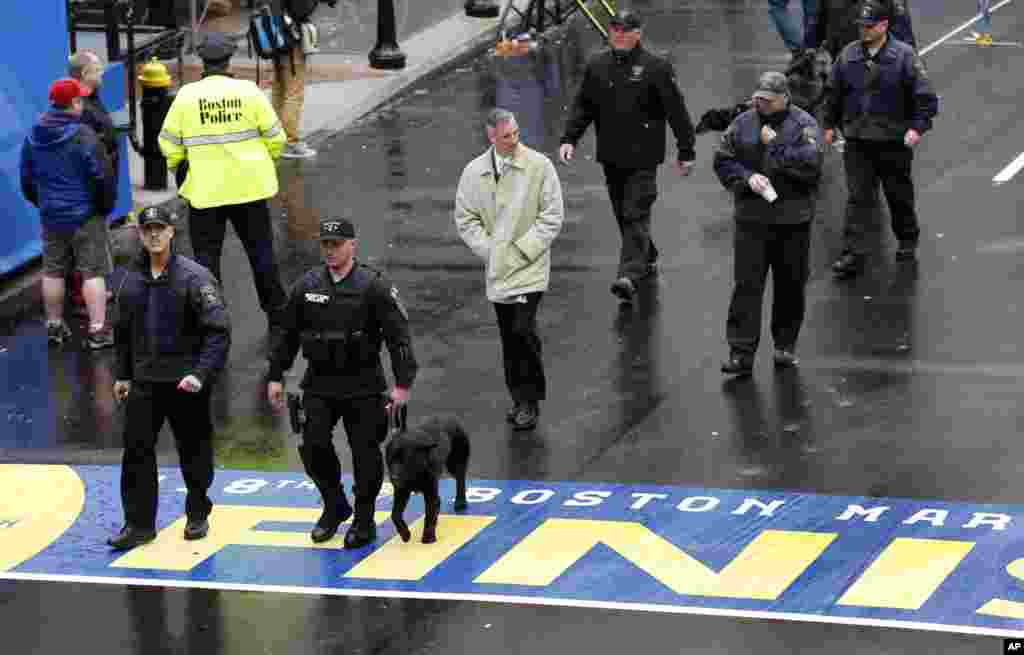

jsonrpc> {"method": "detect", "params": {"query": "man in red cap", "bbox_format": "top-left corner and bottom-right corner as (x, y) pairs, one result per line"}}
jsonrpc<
(20, 78), (116, 348)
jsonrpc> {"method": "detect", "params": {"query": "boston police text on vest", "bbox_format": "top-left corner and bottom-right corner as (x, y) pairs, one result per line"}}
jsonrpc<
(198, 97), (243, 125)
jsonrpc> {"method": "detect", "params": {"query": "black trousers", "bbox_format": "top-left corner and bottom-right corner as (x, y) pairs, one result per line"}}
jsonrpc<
(727, 222), (811, 357)
(842, 139), (920, 255)
(300, 393), (388, 514)
(121, 382), (214, 530)
(603, 166), (659, 281)
(493, 292), (546, 403)
(188, 199), (287, 319)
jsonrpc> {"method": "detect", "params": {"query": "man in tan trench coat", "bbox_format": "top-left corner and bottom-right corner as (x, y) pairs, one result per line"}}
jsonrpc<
(454, 108), (565, 431)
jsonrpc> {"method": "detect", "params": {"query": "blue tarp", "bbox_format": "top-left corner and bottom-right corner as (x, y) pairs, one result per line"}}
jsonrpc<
(1, 0), (131, 277)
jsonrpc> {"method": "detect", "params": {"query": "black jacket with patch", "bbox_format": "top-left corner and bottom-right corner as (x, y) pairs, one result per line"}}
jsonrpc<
(268, 261), (418, 398)
(115, 252), (231, 385)
(561, 45), (696, 168)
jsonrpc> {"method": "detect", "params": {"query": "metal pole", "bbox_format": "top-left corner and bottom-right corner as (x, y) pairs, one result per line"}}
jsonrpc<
(104, 0), (121, 61)
(68, 0), (78, 54)
(573, 0), (607, 38)
(597, 0), (616, 18)
(369, 0), (407, 70)
(190, 0), (198, 54)
(126, 1), (145, 157)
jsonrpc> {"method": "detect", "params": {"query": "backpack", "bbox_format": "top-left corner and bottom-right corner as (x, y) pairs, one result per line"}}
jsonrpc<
(248, 4), (292, 60)
(248, 4), (296, 84)
(286, 0), (321, 22)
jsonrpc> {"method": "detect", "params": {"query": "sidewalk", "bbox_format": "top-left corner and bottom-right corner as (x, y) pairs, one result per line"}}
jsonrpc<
(0, 1), (520, 328)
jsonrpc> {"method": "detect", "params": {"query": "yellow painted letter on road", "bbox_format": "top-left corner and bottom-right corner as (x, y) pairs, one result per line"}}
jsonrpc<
(346, 515), (496, 581)
(0, 464), (85, 571)
(475, 519), (836, 600)
(977, 558), (1024, 618)
(112, 507), (389, 571)
(838, 538), (975, 610)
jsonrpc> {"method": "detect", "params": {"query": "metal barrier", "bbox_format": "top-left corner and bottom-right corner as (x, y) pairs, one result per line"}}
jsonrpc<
(67, 1), (188, 162)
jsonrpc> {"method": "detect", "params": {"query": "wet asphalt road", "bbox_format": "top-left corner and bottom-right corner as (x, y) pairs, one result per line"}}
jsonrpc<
(4, 0), (1024, 652)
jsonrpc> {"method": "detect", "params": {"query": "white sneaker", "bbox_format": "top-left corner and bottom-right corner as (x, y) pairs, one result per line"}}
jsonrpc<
(281, 141), (317, 159)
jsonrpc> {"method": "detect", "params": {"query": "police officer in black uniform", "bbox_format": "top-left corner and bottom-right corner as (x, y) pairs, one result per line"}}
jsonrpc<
(108, 205), (231, 550)
(823, 0), (937, 279)
(713, 73), (824, 376)
(267, 218), (417, 548)
(559, 9), (696, 303)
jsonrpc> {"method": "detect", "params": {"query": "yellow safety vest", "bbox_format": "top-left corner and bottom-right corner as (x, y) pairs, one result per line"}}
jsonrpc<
(159, 75), (285, 209)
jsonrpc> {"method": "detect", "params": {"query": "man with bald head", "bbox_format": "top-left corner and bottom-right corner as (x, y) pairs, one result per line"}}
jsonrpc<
(68, 51), (118, 181)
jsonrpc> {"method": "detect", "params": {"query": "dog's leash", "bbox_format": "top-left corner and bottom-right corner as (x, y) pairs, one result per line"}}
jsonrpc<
(385, 400), (407, 440)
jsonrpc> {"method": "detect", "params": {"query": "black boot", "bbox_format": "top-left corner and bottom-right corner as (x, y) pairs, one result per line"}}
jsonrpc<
(107, 525), (157, 550)
(311, 491), (352, 543)
(831, 252), (864, 279)
(720, 355), (754, 376)
(506, 401), (523, 424)
(299, 444), (352, 543)
(344, 503), (377, 549)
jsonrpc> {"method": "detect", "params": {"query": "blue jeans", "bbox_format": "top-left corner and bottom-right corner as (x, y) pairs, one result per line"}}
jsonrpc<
(768, 0), (817, 51)
(978, 0), (993, 34)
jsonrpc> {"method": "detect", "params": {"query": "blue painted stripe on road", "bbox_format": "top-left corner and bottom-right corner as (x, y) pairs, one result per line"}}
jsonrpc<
(2, 465), (1024, 637)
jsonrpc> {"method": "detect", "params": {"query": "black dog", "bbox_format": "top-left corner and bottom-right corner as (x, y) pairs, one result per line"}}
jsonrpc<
(385, 416), (470, 544)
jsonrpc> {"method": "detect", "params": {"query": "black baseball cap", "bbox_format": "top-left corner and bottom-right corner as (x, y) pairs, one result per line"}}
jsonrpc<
(197, 32), (237, 64)
(609, 9), (643, 31)
(319, 218), (356, 240)
(856, 0), (891, 24)
(137, 205), (176, 227)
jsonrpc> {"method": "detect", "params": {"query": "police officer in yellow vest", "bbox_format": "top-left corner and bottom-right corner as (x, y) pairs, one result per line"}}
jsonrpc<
(159, 33), (288, 332)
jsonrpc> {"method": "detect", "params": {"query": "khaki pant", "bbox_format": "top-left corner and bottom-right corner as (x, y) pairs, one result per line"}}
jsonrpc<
(272, 48), (307, 144)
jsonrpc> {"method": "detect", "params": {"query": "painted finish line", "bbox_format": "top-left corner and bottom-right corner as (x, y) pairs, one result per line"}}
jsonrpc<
(2, 465), (1024, 637)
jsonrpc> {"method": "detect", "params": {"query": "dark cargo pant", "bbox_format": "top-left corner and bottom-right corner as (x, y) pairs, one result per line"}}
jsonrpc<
(299, 393), (389, 520)
(727, 221), (811, 357)
(493, 292), (546, 403)
(121, 382), (214, 530)
(841, 139), (920, 255)
(188, 199), (288, 322)
(603, 165), (659, 282)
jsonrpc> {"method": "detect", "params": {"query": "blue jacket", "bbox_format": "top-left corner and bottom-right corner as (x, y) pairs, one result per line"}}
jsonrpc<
(823, 36), (938, 141)
(20, 111), (115, 231)
(115, 251), (231, 386)
(713, 105), (823, 225)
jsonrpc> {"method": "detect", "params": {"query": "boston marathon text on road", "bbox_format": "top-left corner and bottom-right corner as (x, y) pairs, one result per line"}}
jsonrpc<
(214, 477), (1016, 532)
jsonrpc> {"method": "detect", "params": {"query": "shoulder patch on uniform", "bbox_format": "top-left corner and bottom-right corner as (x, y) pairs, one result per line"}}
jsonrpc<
(199, 284), (222, 309)
(390, 286), (409, 320)
(803, 126), (818, 147)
